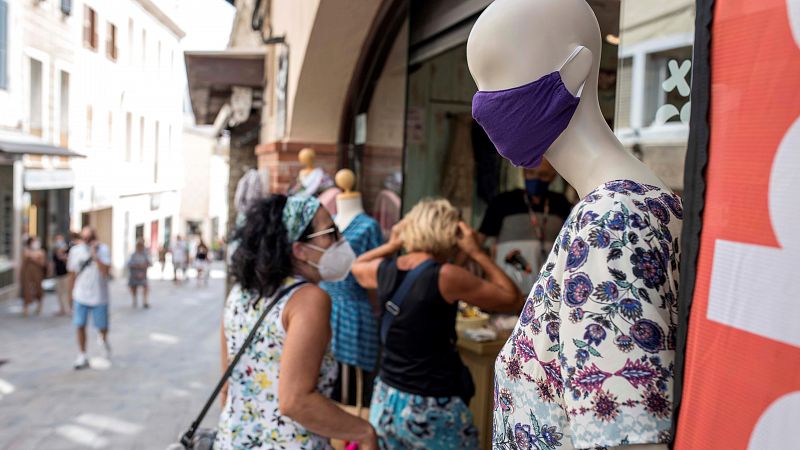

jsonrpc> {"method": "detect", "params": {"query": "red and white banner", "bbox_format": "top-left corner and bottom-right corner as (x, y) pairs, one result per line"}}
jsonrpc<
(675, 0), (800, 448)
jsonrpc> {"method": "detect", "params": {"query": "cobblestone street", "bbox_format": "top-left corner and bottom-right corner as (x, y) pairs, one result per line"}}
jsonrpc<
(0, 266), (226, 449)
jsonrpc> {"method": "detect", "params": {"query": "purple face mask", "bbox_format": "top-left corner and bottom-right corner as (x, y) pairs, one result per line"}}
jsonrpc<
(472, 47), (585, 168)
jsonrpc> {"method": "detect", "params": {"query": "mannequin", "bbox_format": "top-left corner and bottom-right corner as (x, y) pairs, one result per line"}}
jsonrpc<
(298, 147), (316, 178)
(334, 169), (365, 231)
(289, 147), (335, 198)
(319, 169), (384, 408)
(468, 1), (678, 449)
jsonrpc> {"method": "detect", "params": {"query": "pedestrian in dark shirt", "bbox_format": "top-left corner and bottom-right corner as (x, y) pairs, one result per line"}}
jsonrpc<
(52, 233), (71, 316)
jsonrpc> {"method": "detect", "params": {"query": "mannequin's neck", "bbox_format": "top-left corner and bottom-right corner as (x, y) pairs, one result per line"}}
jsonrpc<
(545, 105), (667, 198)
(335, 195), (364, 230)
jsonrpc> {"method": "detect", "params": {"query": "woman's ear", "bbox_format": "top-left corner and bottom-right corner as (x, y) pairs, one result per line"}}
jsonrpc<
(291, 242), (306, 261)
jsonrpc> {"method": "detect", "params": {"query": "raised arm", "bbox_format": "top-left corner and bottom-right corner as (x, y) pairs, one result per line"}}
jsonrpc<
(352, 222), (404, 290)
(439, 222), (522, 312)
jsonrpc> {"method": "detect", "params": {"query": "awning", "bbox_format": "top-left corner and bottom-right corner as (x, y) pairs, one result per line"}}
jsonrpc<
(185, 50), (266, 125)
(0, 139), (85, 158)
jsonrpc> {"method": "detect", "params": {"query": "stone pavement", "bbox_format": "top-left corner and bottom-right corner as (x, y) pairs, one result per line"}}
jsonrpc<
(0, 265), (227, 449)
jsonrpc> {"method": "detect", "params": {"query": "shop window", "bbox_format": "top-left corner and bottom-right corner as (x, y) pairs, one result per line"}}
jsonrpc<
(164, 216), (172, 246)
(615, 57), (633, 129)
(29, 58), (43, 137)
(106, 22), (118, 61)
(186, 220), (201, 236)
(83, 5), (98, 51)
(0, 166), (12, 261)
(135, 224), (144, 241)
(645, 46), (692, 127)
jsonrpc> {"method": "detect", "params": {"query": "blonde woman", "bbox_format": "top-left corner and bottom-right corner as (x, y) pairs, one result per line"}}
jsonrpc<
(352, 198), (521, 449)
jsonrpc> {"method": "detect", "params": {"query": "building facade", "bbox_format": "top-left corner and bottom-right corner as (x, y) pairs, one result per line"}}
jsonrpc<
(69, 0), (185, 269)
(0, 0), (187, 299)
(0, 0), (82, 299)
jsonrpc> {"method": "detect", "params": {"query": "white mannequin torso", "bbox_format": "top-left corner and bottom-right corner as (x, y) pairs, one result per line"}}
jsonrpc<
(334, 195), (365, 231)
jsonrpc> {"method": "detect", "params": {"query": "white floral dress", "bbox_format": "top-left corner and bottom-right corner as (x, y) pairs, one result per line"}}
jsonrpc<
(215, 278), (338, 450)
(492, 180), (683, 449)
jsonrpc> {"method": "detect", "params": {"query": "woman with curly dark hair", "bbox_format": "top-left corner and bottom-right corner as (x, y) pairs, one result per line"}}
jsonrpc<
(215, 194), (378, 450)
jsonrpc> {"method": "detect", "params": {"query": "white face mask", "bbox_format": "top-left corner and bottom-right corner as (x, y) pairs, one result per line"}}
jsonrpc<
(303, 238), (356, 282)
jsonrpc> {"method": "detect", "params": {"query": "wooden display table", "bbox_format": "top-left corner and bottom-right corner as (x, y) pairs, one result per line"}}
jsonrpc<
(457, 332), (510, 450)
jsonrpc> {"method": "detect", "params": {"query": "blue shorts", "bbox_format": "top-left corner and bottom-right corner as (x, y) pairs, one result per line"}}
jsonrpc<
(73, 303), (109, 330)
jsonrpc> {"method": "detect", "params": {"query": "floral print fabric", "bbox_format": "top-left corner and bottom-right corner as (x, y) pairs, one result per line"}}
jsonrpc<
(492, 180), (682, 449)
(215, 279), (338, 450)
(369, 379), (479, 450)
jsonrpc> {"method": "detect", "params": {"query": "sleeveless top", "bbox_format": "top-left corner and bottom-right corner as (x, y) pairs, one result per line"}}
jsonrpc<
(376, 257), (465, 398)
(215, 278), (338, 450)
(492, 180), (683, 449)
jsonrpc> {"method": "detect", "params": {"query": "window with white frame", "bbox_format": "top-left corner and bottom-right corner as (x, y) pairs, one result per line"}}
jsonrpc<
(139, 116), (145, 161)
(644, 46), (692, 127)
(128, 18), (134, 65)
(59, 70), (70, 147)
(125, 112), (132, 161)
(29, 58), (44, 137)
(83, 5), (98, 51)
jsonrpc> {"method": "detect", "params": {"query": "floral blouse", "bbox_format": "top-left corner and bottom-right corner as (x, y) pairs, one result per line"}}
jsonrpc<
(492, 180), (683, 449)
(215, 279), (338, 450)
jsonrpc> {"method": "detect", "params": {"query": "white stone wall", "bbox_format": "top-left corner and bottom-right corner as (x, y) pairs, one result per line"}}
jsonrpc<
(69, 0), (185, 270)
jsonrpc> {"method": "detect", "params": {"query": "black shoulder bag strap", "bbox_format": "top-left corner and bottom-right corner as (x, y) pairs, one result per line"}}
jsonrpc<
(380, 259), (435, 345)
(180, 280), (307, 446)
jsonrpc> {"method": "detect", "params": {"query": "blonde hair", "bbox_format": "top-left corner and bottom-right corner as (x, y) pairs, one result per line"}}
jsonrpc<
(401, 198), (460, 260)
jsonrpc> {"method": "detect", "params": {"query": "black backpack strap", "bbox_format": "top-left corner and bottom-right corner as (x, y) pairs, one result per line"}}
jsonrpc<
(180, 280), (307, 446)
(380, 259), (435, 346)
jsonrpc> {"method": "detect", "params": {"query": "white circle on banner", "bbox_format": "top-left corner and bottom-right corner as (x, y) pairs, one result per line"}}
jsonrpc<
(789, 0), (800, 47)
(748, 392), (800, 449)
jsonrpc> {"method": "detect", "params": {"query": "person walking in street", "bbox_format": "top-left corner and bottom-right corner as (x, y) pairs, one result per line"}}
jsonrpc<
(158, 242), (168, 274)
(171, 235), (188, 284)
(194, 238), (210, 287)
(67, 226), (112, 370)
(127, 239), (151, 308)
(351, 198), (521, 449)
(20, 237), (46, 316)
(216, 195), (378, 450)
(52, 234), (71, 316)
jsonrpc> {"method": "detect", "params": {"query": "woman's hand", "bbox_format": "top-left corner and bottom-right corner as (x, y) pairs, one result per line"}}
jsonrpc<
(388, 220), (405, 247)
(456, 222), (482, 257)
(356, 426), (379, 450)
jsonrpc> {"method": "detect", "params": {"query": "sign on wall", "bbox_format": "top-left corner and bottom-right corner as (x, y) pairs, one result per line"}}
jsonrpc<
(675, 0), (800, 447)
